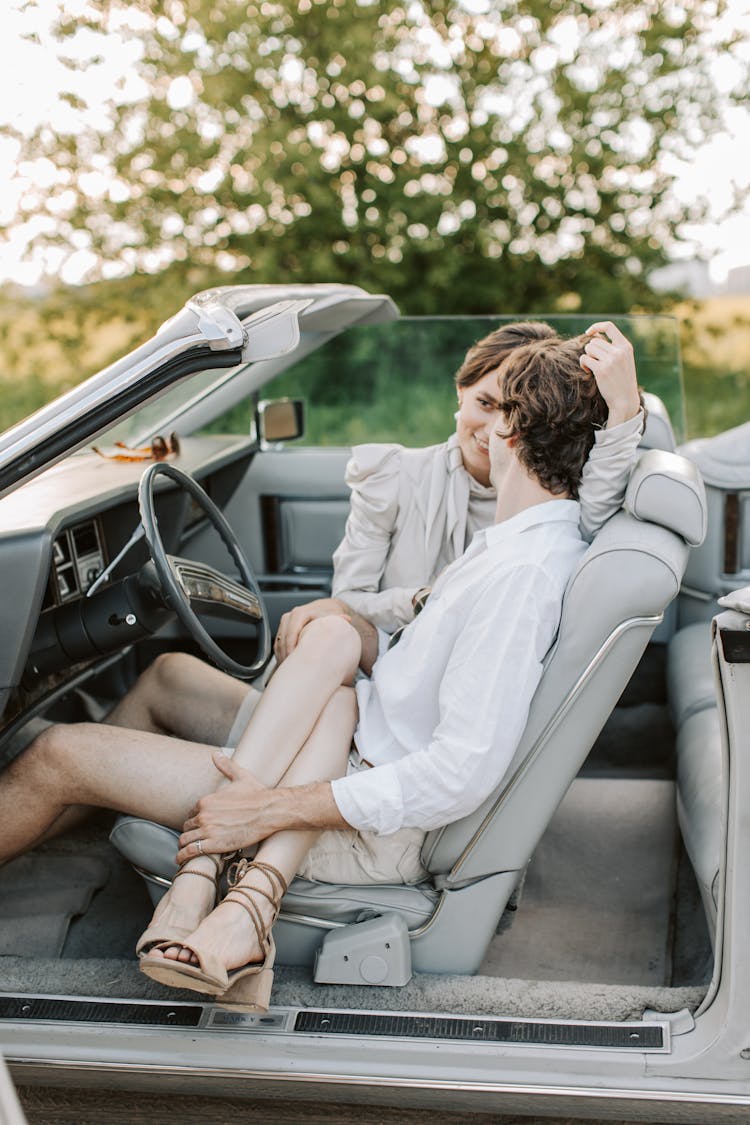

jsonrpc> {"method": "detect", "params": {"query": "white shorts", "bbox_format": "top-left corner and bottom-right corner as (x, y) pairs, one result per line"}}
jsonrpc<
(296, 750), (428, 885)
(224, 686), (262, 750)
(225, 685), (428, 886)
(225, 712), (428, 886)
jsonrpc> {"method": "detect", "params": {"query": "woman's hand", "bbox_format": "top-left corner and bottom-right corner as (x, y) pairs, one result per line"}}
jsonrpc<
(581, 321), (641, 428)
(274, 597), (351, 663)
(176, 752), (275, 863)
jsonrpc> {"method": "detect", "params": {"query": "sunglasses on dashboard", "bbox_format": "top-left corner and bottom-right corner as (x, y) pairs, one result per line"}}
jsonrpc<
(92, 432), (181, 463)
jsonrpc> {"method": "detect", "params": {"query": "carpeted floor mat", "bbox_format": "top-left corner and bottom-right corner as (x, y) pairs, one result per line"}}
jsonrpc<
(480, 777), (679, 985)
(0, 854), (109, 958)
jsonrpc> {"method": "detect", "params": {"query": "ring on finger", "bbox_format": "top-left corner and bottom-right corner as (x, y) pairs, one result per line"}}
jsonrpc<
(195, 839), (204, 855)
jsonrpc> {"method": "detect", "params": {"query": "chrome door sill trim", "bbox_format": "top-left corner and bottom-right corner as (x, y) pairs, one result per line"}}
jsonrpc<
(8, 1058), (750, 1112)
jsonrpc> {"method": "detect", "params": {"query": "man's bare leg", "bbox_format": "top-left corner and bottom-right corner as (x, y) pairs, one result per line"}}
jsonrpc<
(0, 614), (360, 863)
(147, 684), (357, 971)
(105, 652), (258, 746)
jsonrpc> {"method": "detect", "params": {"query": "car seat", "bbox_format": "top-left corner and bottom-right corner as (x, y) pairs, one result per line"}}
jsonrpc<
(111, 449), (706, 983)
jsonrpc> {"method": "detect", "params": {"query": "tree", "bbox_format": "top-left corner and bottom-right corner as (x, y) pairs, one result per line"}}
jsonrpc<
(4, 0), (747, 319)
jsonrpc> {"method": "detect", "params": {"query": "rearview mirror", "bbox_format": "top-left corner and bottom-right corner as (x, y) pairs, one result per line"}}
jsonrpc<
(257, 398), (305, 447)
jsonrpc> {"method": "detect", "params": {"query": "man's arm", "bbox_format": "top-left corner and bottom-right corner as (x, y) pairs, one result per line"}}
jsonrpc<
(176, 752), (347, 864)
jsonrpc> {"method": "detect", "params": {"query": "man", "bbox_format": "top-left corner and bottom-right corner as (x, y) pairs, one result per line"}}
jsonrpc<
(0, 333), (609, 1007)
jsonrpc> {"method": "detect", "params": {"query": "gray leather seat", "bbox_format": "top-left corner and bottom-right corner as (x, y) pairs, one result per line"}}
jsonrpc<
(641, 391), (677, 453)
(111, 449), (706, 978)
(667, 622), (715, 729)
(667, 618), (723, 933)
(676, 705), (723, 930)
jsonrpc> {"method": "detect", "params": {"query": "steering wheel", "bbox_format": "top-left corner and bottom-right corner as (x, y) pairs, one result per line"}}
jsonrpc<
(138, 462), (270, 679)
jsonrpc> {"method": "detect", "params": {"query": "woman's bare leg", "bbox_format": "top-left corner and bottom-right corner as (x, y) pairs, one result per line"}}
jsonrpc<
(144, 616), (361, 949)
(149, 685), (357, 970)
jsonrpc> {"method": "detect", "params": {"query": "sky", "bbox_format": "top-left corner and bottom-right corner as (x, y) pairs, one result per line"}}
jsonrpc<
(0, 0), (749, 290)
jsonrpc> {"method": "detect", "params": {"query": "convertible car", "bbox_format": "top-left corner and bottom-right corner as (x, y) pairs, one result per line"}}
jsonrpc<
(0, 284), (749, 1121)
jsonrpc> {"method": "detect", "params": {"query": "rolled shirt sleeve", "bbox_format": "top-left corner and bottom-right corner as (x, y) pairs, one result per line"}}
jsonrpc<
(331, 563), (562, 836)
(578, 408), (644, 542)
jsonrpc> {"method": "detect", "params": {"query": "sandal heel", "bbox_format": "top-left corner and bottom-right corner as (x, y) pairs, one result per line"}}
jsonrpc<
(218, 966), (274, 1013)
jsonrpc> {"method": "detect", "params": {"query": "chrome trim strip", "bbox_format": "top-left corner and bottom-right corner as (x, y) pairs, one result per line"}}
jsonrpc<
(132, 866), (172, 889)
(277, 909), (344, 930)
(8, 1057), (750, 1111)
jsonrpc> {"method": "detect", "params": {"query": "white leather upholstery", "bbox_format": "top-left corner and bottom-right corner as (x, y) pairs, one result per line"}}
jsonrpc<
(676, 706), (723, 928)
(667, 622), (715, 729)
(625, 449), (707, 548)
(641, 392), (677, 453)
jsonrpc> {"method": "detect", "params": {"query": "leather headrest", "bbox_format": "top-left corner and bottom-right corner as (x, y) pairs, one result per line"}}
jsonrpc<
(625, 449), (707, 547)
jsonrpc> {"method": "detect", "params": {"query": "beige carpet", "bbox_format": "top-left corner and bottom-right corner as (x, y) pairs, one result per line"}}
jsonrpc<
(0, 854), (109, 958)
(481, 777), (678, 985)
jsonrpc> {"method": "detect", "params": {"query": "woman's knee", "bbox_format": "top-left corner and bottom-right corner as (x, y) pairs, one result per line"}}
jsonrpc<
(299, 615), (361, 672)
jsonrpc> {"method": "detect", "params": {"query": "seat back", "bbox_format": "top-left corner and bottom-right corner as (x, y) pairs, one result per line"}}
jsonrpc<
(641, 391), (677, 452)
(422, 450), (706, 885)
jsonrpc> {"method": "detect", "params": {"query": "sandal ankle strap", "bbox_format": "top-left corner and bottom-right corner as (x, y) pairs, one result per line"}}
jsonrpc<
(223, 859), (288, 953)
(227, 858), (288, 901)
(172, 851), (222, 886)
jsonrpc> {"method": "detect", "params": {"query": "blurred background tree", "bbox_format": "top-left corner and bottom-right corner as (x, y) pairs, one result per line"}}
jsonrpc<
(4, 0), (746, 317)
(0, 0), (747, 434)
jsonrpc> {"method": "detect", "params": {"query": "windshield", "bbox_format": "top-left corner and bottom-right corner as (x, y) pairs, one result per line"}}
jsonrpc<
(92, 314), (684, 451)
(93, 362), (249, 448)
(260, 315), (686, 448)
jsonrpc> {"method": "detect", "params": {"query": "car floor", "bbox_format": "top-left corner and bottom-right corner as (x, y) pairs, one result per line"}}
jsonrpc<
(0, 648), (713, 1022)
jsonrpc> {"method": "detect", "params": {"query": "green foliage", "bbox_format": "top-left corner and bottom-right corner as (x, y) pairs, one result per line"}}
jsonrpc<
(3, 0), (747, 335)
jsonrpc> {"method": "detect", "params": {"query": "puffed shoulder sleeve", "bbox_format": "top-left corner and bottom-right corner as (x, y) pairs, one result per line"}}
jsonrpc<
(578, 409), (645, 542)
(331, 443), (418, 632)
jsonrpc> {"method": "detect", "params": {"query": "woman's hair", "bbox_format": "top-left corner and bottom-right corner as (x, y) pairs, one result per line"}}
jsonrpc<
(455, 322), (559, 388)
(496, 336), (610, 498)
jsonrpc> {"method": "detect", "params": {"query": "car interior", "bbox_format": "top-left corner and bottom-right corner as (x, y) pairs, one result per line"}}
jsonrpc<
(0, 298), (741, 1040)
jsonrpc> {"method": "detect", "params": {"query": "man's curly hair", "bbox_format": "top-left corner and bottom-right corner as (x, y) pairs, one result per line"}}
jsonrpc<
(455, 321), (560, 388)
(495, 336), (610, 498)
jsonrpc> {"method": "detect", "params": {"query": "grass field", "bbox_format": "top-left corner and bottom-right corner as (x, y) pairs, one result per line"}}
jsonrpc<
(0, 290), (748, 442)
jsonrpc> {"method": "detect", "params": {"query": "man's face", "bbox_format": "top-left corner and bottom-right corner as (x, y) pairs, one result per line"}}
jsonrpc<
(488, 412), (515, 489)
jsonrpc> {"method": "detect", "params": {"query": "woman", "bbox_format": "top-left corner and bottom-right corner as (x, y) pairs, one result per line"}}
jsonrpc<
(273, 319), (643, 657)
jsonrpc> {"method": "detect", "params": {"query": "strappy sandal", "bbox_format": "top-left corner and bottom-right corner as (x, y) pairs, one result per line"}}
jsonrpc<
(139, 860), (288, 1014)
(136, 852), (225, 959)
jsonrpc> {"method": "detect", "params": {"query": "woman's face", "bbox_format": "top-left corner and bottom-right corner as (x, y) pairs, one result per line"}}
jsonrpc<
(455, 368), (504, 486)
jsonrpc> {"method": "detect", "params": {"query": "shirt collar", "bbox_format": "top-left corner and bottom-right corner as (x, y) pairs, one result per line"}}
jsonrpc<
(483, 498), (581, 547)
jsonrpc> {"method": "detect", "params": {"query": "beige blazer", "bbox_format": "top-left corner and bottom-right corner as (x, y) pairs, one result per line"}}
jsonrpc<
(332, 413), (644, 632)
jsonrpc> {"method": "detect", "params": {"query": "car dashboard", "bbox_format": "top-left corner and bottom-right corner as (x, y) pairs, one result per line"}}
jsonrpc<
(0, 434), (257, 750)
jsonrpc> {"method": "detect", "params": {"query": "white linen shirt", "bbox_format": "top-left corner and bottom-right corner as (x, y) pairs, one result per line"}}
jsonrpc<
(331, 499), (586, 837)
(331, 411), (643, 632)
